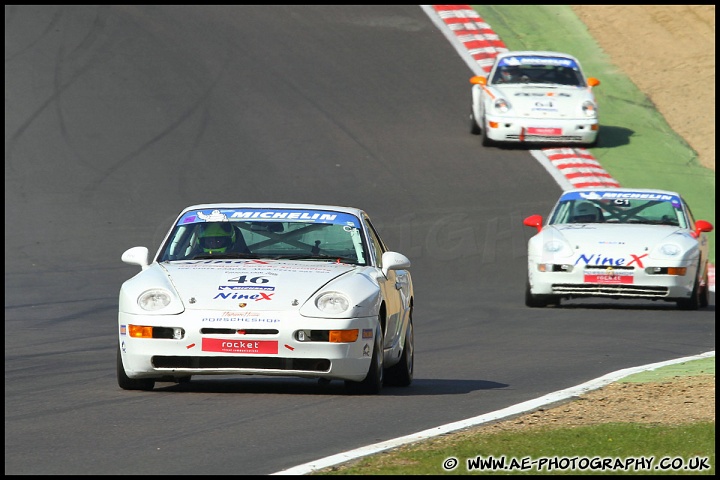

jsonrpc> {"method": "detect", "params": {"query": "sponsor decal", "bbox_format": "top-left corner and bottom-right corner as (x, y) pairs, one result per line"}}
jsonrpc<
(120, 325), (127, 335)
(584, 267), (634, 284)
(565, 190), (679, 203)
(499, 56), (576, 68)
(197, 210), (228, 222)
(527, 127), (561, 135)
(213, 292), (274, 301)
(202, 338), (278, 354)
(202, 316), (280, 323)
(284, 344), (294, 351)
(186, 343), (196, 349)
(362, 329), (374, 339)
(575, 253), (648, 268)
(362, 343), (371, 357)
(219, 285), (275, 291)
(177, 209), (361, 227)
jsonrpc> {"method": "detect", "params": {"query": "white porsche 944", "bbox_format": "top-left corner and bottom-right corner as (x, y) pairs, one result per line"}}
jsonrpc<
(523, 188), (713, 309)
(118, 203), (414, 394)
(470, 51), (600, 147)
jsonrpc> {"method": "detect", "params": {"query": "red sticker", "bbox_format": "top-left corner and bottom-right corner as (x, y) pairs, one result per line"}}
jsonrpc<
(202, 338), (278, 354)
(527, 127), (562, 136)
(584, 274), (634, 284)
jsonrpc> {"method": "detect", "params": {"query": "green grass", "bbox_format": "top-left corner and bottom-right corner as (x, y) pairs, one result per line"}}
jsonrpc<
(310, 358), (715, 475)
(314, 423), (715, 475)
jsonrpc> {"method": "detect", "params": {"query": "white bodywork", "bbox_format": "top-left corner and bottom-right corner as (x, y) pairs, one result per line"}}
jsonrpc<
(524, 188), (713, 309)
(470, 51), (600, 146)
(118, 203), (414, 392)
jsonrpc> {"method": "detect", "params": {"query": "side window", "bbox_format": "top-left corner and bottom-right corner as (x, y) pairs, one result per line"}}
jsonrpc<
(682, 197), (696, 229)
(364, 218), (387, 269)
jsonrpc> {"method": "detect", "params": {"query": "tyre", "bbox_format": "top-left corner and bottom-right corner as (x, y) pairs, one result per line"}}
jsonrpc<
(117, 345), (155, 391)
(469, 107), (481, 135)
(481, 116), (495, 147)
(525, 279), (560, 308)
(345, 322), (384, 395)
(699, 263), (710, 308)
(585, 131), (600, 148)
(384, 314), (414, 387)
(677, 265), (701, 311)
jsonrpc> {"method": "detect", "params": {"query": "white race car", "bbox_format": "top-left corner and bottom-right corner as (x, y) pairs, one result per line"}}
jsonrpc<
(117, 203), (414, 394)
(469, 51), (600, 147)
(523, 188), (713, 309)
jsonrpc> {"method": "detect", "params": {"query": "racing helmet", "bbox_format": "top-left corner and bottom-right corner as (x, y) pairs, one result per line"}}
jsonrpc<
(570, 201), (601, 223)
(198, 222), (236, 253)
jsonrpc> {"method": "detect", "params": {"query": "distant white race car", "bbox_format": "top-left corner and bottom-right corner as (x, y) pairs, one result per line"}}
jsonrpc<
(469, 50), (600, 147)
(523, 188), (713, 309)
(118, 203), (414, 394)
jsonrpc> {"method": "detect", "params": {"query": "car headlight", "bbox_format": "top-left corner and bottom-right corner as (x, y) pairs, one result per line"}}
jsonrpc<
(315, 292), (350, 314)
(544, 240), (567, 253)
(493, 98), (510, 113)
(581, 101), (597, 117)
(659, 244), (682, 256)
(138, 289), (172, 311)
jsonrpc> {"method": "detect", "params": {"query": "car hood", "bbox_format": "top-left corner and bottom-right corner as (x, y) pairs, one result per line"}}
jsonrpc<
(542, 224), (698, 262)
(490, 84), (595, 118)
(160, 260), (358, 311)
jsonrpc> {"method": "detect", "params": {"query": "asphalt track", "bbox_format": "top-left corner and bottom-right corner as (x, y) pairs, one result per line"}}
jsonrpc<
(4, 6), (715, 475)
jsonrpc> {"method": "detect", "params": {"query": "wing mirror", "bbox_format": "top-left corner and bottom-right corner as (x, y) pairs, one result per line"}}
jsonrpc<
(523, 214), (543, 234)
(382, 251), (411, 277)
(122, 246), (150, 270)
(691, 219), (714, 238)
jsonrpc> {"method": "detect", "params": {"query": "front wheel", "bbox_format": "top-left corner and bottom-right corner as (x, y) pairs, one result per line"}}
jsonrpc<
(385, 314), (414, 387)
(345, 322), (384, 395)
(677, 265), (701, 310)
(481, 115), (495, 147)
(699, 263), (710, 308)
(525, 279), (560, 308)
(117, 345), (155, 391)
(469, 106), (481, 135)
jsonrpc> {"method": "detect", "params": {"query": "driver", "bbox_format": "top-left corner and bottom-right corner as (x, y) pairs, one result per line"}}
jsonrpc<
(498, 67), (515, 83)
(197, 222), (237, 254)
(570, 201), (602, 223)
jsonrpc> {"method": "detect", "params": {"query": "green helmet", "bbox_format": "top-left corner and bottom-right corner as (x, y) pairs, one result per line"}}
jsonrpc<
(198, 222), (236, 253)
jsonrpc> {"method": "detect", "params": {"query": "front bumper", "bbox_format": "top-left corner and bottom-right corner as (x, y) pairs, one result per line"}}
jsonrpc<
(118, 310), (377, 382)
(485, 115), (598, 144)
(527, 258), (698, 301)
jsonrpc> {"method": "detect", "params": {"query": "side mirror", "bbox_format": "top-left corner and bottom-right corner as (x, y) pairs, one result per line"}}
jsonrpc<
(469, 75), (487, 86)
(122, 246), (150, 270)
(691, 219), (714, 238)
(523, 214), (543, 234)
(587, 77), (600, 87)
(382, 251), (411, 277)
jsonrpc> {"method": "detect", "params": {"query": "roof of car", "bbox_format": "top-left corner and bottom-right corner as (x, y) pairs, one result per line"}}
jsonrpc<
(179, 203), (367, 217)
(564, 187), (681, 197)
(496, 50), (578, 60)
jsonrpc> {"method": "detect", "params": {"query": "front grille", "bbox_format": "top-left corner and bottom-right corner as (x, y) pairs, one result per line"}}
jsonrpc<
(552, 283), (669, 298)
(200, 328), (279, 335)
(506, 134), (584, 142)
(152, 356), (331, 372)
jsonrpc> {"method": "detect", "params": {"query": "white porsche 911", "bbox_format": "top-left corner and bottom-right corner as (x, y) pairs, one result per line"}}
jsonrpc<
(523, 188), (713, 309)
(469, 51), (600, 147)
(117, 203), (414, 394)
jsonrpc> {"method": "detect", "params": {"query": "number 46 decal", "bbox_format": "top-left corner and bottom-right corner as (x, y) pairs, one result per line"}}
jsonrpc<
(228, 275), (269, 284)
